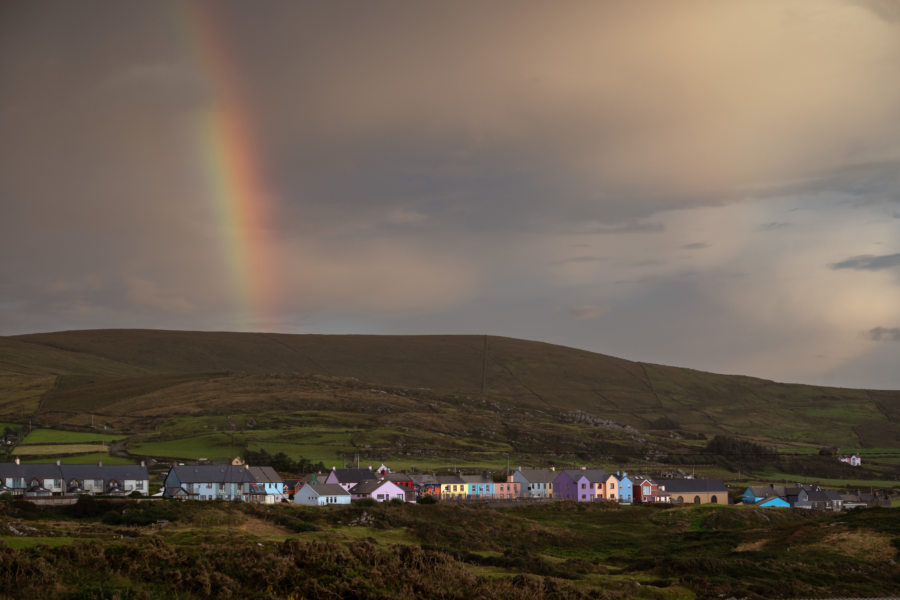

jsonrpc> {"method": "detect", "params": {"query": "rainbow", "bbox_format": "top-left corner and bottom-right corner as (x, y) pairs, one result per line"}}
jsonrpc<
(182, 3), (279, 329)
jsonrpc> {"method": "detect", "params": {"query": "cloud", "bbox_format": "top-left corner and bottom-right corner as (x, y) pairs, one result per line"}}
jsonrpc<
(758, 222), (792, 231)
(551, 256), (607, 265)
(568, 305), (609, 320)
(681, 242), (710, 250)
(831, 253), (900, 270)
(865, 326), (900, 341)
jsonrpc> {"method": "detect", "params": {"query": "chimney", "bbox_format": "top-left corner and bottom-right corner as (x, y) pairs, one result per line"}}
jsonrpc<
(550, 466), (555, 471)
(14, 457), (20, 465)
(56, 459), (61, 466)
(140, 460), (145, 467)
(98, 460), (103, 467)
(581, 466), (586, 470)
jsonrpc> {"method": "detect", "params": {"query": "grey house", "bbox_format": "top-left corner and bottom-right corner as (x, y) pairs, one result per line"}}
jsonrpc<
(0, 459), (149, 497)
(163, 463), (284, 502)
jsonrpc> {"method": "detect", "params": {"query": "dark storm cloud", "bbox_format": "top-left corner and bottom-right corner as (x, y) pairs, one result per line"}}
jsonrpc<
(865, 326), (900, 341)
(830, 253), (900, 271)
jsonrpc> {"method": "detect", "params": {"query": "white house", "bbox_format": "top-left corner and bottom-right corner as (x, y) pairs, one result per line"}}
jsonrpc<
(293, 483), (351, 506)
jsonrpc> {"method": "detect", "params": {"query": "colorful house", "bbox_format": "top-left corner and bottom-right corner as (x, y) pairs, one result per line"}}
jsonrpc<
(554, 469), (608, 502)
(323, 467), (377, 492)
(460, 474), (494, 499)
(349, 479), (407, 502)
(513, 467), (556, 499)
(632, 476), (664, 504)
(493, 476), (521, 500)
(293, 484), (351, 506)
(616, 472), (633, 504)
(756, 496), (790, 508)
(658, 479), (728, 505)
(382, 472), (415, 490)
(409, 473), (441, 498)
(604, 474), (619, 501)
(437, 475), (467, 500)
(163, 463), (282, 501)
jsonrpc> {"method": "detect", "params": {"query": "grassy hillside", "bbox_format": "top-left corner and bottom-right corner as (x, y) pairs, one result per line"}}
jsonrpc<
(1, 498), (898, 599)
(0, 330), (897, 481)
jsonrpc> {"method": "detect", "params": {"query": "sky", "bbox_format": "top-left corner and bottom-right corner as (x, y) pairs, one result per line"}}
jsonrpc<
(2, 0), (900, 389)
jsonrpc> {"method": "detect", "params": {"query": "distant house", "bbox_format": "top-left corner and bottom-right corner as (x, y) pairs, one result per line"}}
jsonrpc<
(493, 476), (521, 500)
(382, 472), (415, 490)
(409, 473), (440, 498)
(293, 484), (351, 506)
(247, 466), (286, 503)
(554, 469), (608, 502)
(0, 459), (149, 498)
(756, 496), (791, 508)
(795, 488), (843, 511)
(604, 474), (620, 501)
(633, 476), (665, 504)
(460, 474), (494, 499)
(162, 462), (283, 502)
(658, 479), (728, 505)
(615, 472), (633, 504)
(323, 467), (377, 492)
(437, 475), (466, 500)
(513, 467), (556, 499)
(349, 479), (406, 502)
(838, 454), (861, 467)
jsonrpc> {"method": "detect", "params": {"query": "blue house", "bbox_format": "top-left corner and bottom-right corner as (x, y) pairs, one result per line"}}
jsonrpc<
(756, 496), (790, 508)
(616, 472), (633, 504)
(461, 475), (494, 499)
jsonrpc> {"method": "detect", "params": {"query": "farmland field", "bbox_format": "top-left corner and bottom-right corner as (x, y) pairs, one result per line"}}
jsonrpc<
(22, 428), (126, 444)
(12, 443), (109, 456)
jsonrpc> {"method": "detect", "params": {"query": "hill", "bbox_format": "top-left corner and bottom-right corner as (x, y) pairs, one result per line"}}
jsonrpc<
(0, 330), (897, 481)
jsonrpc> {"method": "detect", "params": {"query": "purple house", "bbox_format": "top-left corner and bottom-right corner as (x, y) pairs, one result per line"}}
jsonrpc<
(323, 467), (377, 492)
(554, 469), (608, 502)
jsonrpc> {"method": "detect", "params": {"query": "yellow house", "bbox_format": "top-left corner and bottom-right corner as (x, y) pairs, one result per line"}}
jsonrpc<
(437, 475), (467, 500)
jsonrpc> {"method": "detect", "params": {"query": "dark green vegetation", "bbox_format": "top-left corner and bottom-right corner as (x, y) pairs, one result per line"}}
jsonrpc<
(0, 330), (897, 485)
(1, 497), (898, 599)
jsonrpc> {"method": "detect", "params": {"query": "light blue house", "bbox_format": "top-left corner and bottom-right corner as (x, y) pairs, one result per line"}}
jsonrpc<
(756, 496), (790, 508)
(293, 483), (351, 506)
(616, 472), (633, 504)
(461, 475), (494, 499)
(513, 467), (556, 498)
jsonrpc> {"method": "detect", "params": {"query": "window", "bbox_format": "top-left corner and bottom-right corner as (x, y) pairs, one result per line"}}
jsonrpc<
(693, 496), (701, 504)
(136, 481), (144, 489)
(711, 495), (718, 504)
(581, 483), (586, 489)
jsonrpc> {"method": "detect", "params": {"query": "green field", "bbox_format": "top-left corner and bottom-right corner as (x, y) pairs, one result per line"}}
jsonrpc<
(13, 443), (109, 456)
(22, 428), (126, 444)
(19, 452), (135, 465)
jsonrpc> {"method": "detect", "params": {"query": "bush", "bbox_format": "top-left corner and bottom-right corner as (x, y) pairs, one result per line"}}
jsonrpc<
(417, 495), (438, 505)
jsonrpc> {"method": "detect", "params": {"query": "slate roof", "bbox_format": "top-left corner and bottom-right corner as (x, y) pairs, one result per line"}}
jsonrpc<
(330, 468), (377, 483)
(170, 465), (254, 484)
(0, 462), (149, 483)
(349, 479), (398, 495)
(435, 475), (464, 485)
(460, 474), (492, 484)
(516, 469), (557, 484)
(561, 469), (608, 483)
(305, 484), (350, 497)
(657, 478), (727, 493)
(247, 466), (283, 484)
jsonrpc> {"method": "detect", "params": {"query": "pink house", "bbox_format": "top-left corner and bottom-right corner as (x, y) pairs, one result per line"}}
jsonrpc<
(493, 476), (521, 499)
(348, 479), (407, 502)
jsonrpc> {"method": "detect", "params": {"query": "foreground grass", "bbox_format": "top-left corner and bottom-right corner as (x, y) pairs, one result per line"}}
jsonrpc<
(0, 497), (897, 599)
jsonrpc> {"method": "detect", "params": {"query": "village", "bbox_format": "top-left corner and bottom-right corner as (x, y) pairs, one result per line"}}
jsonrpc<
(0, 456), (890, 511)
